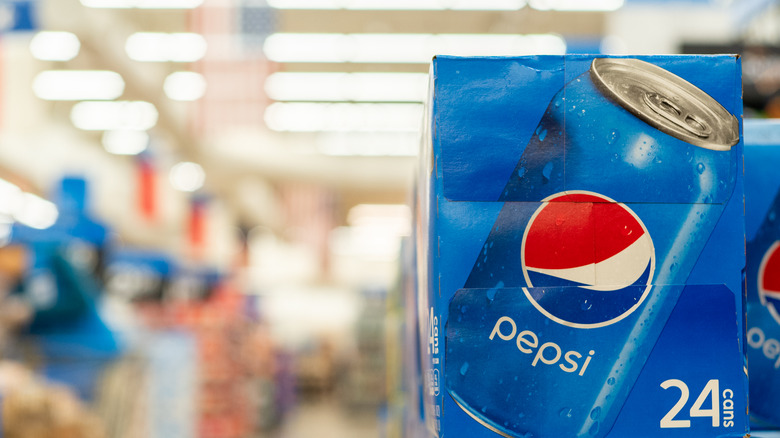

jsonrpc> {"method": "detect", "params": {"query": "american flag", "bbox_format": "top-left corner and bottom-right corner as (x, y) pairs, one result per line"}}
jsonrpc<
(190, 0), (278, 135)
(280, 183), (339, 275)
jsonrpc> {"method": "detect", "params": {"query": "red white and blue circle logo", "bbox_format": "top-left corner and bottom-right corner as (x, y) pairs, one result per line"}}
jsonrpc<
(521, 191), (655, 328)
(759, 241), (780, 325)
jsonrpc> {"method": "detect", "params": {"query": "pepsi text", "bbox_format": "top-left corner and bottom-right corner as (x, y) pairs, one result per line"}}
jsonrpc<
(489, 316), (595, 376)
(747, 326), (780, 369)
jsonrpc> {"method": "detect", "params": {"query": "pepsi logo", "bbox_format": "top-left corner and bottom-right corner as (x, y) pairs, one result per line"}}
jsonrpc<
(521, 191), (655, 328)
(759, 241), (780, 325)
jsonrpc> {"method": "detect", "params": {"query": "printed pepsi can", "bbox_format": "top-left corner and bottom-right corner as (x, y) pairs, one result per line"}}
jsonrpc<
(413, 55), (747, 438)
(743, 119), (780, 430)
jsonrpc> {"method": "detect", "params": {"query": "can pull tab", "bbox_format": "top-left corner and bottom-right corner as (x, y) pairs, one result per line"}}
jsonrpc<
(643, 92), (712, 139)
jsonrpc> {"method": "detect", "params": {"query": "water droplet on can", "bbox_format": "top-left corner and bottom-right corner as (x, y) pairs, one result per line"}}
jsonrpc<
(542, 162), (553, 180)
(607, 130), (620, 145)
(486, 281), (503, 302)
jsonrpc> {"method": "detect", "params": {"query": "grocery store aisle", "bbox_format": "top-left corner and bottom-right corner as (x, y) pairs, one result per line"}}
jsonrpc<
(271, 399), (381, 438)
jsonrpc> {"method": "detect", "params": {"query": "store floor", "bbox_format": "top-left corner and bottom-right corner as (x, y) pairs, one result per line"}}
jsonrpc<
(271, 399), (380, 438)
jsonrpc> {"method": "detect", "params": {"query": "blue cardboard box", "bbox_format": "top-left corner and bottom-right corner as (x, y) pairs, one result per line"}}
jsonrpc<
(411, 55), (747, 438)
(743, 119), (780, 432)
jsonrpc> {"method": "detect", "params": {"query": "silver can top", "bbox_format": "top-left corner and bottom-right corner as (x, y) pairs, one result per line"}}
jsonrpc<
(590, 58), (739, 151)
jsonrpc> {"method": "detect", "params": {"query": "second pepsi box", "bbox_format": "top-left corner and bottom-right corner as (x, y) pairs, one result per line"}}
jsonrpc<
(744, 119), (780, 433)
(412, 55), (748, 438)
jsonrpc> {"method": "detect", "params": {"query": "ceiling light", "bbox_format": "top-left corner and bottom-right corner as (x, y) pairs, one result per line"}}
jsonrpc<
(164, 72), (207, 101)
(126, 33), (207, 62)
(102, 130), (149, 155)
(71, 101), (158, 131)
(33, 70), (124, 101)
(0, 179), (22, 217)
(29, 32), (80, 61)
(264, 102), (423, 132)
(263, 33), (566, 64)
(316, 132), (418, 156)
(265, 72), (427, 102)
(170, 162), (205, 192)
(347, 204), (411, 233)
(15, 193), (58, 230)
(267, 0), (525, 10)
(80, 0), (203, 8)
(529, 0), (623, 11)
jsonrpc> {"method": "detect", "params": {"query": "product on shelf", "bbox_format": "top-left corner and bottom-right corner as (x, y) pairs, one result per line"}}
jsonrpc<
(410, 55), (747, 437)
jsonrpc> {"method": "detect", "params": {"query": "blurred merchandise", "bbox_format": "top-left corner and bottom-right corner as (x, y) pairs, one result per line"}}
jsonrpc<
(682, 43), (780, 116)
(382, 253), (407, 438)
(341, 288), (386, 410)
(135, 284), (278, 438)
(0, 361), (106, 438)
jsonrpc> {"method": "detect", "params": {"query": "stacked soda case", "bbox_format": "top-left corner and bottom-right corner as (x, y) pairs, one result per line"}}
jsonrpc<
(384, 250), (408, 438)
(743, 119), (780, 432)
(408, 55), (748, 438)
(136, 286), (259, 438)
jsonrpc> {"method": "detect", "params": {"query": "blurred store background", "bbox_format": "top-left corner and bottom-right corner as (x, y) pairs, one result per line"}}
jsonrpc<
(0, 0), (775, 437)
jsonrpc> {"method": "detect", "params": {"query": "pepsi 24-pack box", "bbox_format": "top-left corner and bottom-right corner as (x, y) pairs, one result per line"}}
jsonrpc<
(412, 55), (747, 438)
(744, 119), (780, 432)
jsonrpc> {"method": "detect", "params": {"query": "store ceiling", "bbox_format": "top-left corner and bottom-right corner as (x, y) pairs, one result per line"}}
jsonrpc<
(6, 0), (611, 246)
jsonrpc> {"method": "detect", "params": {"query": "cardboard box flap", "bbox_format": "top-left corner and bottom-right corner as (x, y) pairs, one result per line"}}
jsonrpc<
(435, 55), (741, 204)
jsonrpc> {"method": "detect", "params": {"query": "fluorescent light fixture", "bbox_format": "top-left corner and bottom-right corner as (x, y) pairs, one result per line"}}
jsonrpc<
(264, 34), (351, 63)
(0, 219), (11, 247)
(0, 179), (59, 230)
(126, 33), (207, 62)
(0, 179), (23, 217)
(263, 33), (566, 63)
(347, 204), (411, 236)
(170, 162), (205, 192)
(164, 72), (207, 101)
(600, 35), (628, 54)
(71, 101), (158, 131)
(102, 130), (149, 155)
(15, 193), (58, 230)
(268, 0), (525, 10)
(29, 32), (81, 61)
(33, 70), (125, 101)
(316, 132), (418, 156)
(265, 72), (427, 102)
(80, 0), (203, 8)
(264, 102), (423, 132)
(529, 0), (623, 11)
